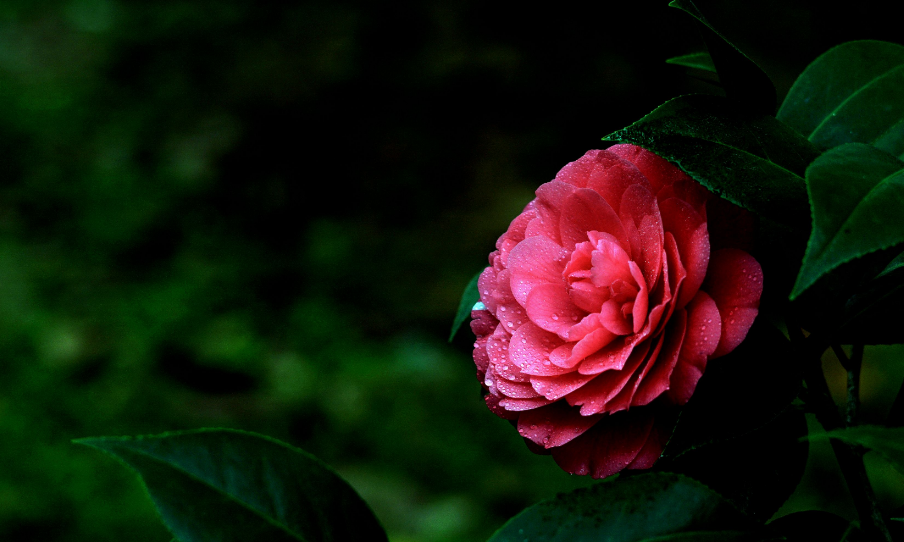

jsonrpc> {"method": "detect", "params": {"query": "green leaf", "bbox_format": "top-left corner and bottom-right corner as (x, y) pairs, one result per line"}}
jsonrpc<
(74, 428), (388, 542)
(767, 511), (862, 542)
(487, 472), (752, 542)
(666, 52), (716, 73)
(807, 425), (904, 476)
(668, 0), (776, 114)
(604, 94), (818, 229)
(449, 270), (482, 342)
(790, 143), (904, 300)
(778, 41), (904, 151)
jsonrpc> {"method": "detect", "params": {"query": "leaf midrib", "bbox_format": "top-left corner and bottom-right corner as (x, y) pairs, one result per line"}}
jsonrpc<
(117, 444), (309, 542)
(808, 166), (904, 272)
(808, 62), (904, 141)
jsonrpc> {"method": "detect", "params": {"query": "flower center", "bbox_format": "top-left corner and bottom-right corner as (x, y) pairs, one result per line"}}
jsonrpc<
(563, 231), (640, 333)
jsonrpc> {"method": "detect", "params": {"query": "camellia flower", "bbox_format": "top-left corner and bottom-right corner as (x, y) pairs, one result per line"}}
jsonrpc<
(471, 144), (763, 478)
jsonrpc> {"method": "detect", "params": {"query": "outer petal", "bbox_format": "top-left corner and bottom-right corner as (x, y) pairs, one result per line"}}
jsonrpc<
(554, 150), (605, 188)
(586, 150), (653, 213)
(509, 322), (572, 377)
(666, 291), (721, 405)
(517, 401), (602, 448)
(607, 143), (691, 194)
(550, 409), (655, 478)
(703, 248), (762, 358)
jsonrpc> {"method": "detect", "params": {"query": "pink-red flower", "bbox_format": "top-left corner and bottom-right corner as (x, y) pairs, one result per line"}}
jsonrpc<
(471, 144), (763, 478)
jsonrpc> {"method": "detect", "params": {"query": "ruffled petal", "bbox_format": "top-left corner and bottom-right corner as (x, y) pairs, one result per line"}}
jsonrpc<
(518, 401), (602, 448)
(525, 283), (584, 337)
(559, 188), (629, 251)
(508, 236), (570, 306)
(666, 291), (721, 405)
(659, 197), (709, 309)
(703, 248), (762, 358)
(550, 409), (655, 478)
(509, 322), (572, 377)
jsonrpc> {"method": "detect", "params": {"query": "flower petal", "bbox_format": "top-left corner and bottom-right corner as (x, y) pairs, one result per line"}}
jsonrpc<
(559, 188), (629, 251)
(660, 197), (709, 309)
(531, 371), (597, 401)
(632, 309), (687, 406)
(550, 409), (655, 478)
(607, 143), (692, 195)
(509, 322), (572, 377)
(509, 236), (570, 306)
(666, 291), (721, 405)
(525, 283), (584, 337)
(703, 248), (762, 358)
(517, 401), (602, 448)
(619, 183), (663, 286)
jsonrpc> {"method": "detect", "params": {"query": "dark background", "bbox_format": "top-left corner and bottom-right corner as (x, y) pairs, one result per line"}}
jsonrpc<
(1, 1), (903, 540)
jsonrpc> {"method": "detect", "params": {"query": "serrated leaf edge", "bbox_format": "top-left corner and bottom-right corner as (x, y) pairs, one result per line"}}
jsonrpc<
(791, 151), (904, 299)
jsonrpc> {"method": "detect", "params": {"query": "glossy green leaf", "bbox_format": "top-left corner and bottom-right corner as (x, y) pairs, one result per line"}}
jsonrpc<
(75, 429), (388, 542)
(807, 425), (904, 476)
(666, 52), (716, 73)
(791, 143), (904, 299)
(487, 472), (752, 542)
(669, 0), (776, 114)
(449, 270), (482, 342)
(604, 94), (817, 229)
(778, 40), (904, 151)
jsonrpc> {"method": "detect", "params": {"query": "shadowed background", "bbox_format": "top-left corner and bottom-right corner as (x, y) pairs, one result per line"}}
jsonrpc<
(1, 1), (902, 540)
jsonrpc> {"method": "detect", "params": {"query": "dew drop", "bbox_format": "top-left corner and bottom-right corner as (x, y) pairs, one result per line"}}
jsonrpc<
(500, 307), (507, 312)
(508, 322), (514, 327)
(521, 338), (527, 344)
(729, 319), (736, 324)
(552, 314), (559, 321)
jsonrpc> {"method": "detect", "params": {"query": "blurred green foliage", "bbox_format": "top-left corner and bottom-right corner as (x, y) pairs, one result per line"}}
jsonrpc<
(0, 1), (902, 541)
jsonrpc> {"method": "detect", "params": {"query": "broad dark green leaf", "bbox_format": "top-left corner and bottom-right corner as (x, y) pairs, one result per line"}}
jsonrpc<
(767, 511), (862, 542)
(790, 143), (904, 300)
(874, 119), (904, 160)
(487, 472), (752, 542)
(669, 0), (776, 114)
(604, 94), (818, 230)
(666, 52), (716, 73)
(807, 425), (904, 476)
(777, 41), (904, 151)
(449, 270), (482, 342)
(74, 429), (388, 542)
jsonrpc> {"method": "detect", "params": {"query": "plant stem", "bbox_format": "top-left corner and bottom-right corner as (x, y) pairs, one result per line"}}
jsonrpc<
(789, 325), (891, 541)
(832, 343), (863, 427)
